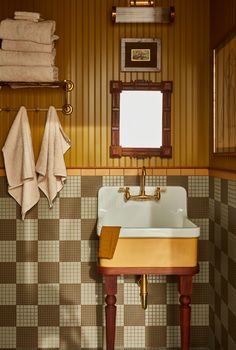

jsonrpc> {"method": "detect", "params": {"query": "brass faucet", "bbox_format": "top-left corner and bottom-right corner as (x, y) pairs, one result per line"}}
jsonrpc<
(140, 166), (146, 196)
(119, 166), (166, 201)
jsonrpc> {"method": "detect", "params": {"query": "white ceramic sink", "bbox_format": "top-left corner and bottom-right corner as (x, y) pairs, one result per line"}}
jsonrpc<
(97, 186), (200, 238)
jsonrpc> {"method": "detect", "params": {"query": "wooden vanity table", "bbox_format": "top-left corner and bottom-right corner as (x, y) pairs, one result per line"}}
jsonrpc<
(98, 265), (199, 350)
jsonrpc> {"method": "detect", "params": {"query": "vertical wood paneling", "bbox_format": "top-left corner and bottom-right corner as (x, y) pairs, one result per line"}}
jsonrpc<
(0, 0), (209, 169)
(82, 0), (89, 167)
(210, 0), (236, 171)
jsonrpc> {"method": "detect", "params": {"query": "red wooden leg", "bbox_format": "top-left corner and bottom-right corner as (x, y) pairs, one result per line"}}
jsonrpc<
(104, 275), (117, 350)
(178, 275), (192, 350)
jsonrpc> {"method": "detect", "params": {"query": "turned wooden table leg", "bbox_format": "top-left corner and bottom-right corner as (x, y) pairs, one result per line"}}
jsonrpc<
(178, 275), (193, 350)
(104, 275), (117, 350)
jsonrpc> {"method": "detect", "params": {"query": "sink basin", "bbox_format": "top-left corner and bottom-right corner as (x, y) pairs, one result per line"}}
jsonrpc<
(97, 186), (199, 238)
(97, 186), (199, 268)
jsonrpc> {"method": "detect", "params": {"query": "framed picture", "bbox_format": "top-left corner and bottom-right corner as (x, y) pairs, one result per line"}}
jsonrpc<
(121, 38), (161, 72)
(213, 31), (236, 155)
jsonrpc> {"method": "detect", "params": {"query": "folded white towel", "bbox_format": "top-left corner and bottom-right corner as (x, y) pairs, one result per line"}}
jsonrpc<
(0, 66), (58, 82)
(0, 49), (56, 66)
(36, 106), (71, 207)
(14, 11), (41, 20)
(14, 16), (39, 23)
(0, 19), (56, 44)
(2, 106), (40, 219)
(1, 40), (55, 53)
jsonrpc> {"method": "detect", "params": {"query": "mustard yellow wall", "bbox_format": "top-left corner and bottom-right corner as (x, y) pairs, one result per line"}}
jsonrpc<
(0, 0), (209, 169)
(209, 0), (236, 171)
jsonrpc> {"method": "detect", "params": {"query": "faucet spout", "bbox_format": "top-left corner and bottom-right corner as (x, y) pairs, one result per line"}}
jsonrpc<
(118, 166), (166, 201)
(140, 166), (146, 196)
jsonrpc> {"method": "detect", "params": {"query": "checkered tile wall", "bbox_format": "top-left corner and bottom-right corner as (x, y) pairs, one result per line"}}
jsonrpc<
(0, 175), (209, 349)
(209, 177), (236, 350)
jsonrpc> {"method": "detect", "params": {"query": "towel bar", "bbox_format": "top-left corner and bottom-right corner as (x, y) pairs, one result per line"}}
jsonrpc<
(0, 79), (74, 115)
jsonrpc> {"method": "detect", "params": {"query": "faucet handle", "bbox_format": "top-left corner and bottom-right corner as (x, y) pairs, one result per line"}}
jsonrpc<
(118, 186), (129, 193)
(118, 187), (131, 201)
(154, 186), (167, 200)
(159, 186), (167, 192)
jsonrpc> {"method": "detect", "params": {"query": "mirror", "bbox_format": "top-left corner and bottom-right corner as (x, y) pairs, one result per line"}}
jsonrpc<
(110, 80), (173, 158)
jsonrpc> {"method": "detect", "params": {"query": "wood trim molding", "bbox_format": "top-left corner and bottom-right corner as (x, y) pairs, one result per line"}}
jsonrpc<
(0, 168), (210, 177)
(1, 168), (235, 179)
(209, 168), (236, 180)
(98, 265), (199, 276)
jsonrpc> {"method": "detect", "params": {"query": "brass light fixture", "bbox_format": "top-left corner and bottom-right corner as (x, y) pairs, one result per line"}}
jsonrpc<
(112, 0), (175, 23)
(129, 0), (155, 6)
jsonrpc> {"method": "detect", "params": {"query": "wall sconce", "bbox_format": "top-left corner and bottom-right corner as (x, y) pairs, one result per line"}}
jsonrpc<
(129, 0), (155, 6)
(112, 0), (175, 23)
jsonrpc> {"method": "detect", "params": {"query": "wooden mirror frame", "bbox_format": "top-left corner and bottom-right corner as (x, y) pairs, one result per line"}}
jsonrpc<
(110, 80), (173, 158)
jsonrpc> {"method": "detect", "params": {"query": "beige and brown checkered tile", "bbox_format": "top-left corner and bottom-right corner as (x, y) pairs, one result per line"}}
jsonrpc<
(17, 284), (37, 305)
(17, 241), (37, 262)
(38, 219), (59, 240)
(81, 218), (97, 239)
(60, 326), (81, 349)
(16, 219), (38, 241)
(60, 176), (81, 198)
(0, 174), (222, 349)
(102, 175), (124, 187)
(38, 284), (59, 305)
(81, 325), (103, 348)
(38, 305), (60, 326)
(38, 262), (59, 284)
(209, 176), (236, 350)
(38, 326), (59, 348)
(59, 219), (81, 240)
(81, 176), (102, 197)
(0, 219), (16, 240)
(60, 241), (81, 262)
(60, 198), (81, 219)
(81, 305), (103, 326)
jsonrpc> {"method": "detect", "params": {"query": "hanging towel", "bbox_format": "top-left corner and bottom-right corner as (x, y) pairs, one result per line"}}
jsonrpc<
(0, 49), (56, 66)
(98, 226), (121, 259)
(36, 106), (71, 207)
(1, 39), (55, 53)
(2, 106), (40, 219)
(0, 19), (56, 44)
(0, 66), (58, 82)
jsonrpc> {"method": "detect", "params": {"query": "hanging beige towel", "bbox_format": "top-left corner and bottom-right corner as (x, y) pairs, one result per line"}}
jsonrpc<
(1, 39), (55, 53)
(98, 226), (121, 259)
(0, 19), (56, 44)
(2, 106), (40, 219)
(0, 49), (56, 66)
(36, 106), (71, 207)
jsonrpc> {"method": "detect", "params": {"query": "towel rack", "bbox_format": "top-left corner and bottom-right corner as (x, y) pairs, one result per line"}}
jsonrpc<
(0, 79), (74, 115)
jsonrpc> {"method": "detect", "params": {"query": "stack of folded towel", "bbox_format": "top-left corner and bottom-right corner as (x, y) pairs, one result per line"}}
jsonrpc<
(0, 11), (59, 82)
(13, 11), (41, 22)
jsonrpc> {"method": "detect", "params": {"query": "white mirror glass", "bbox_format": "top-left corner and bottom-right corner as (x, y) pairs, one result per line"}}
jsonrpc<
(120, 91), (163, 148)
